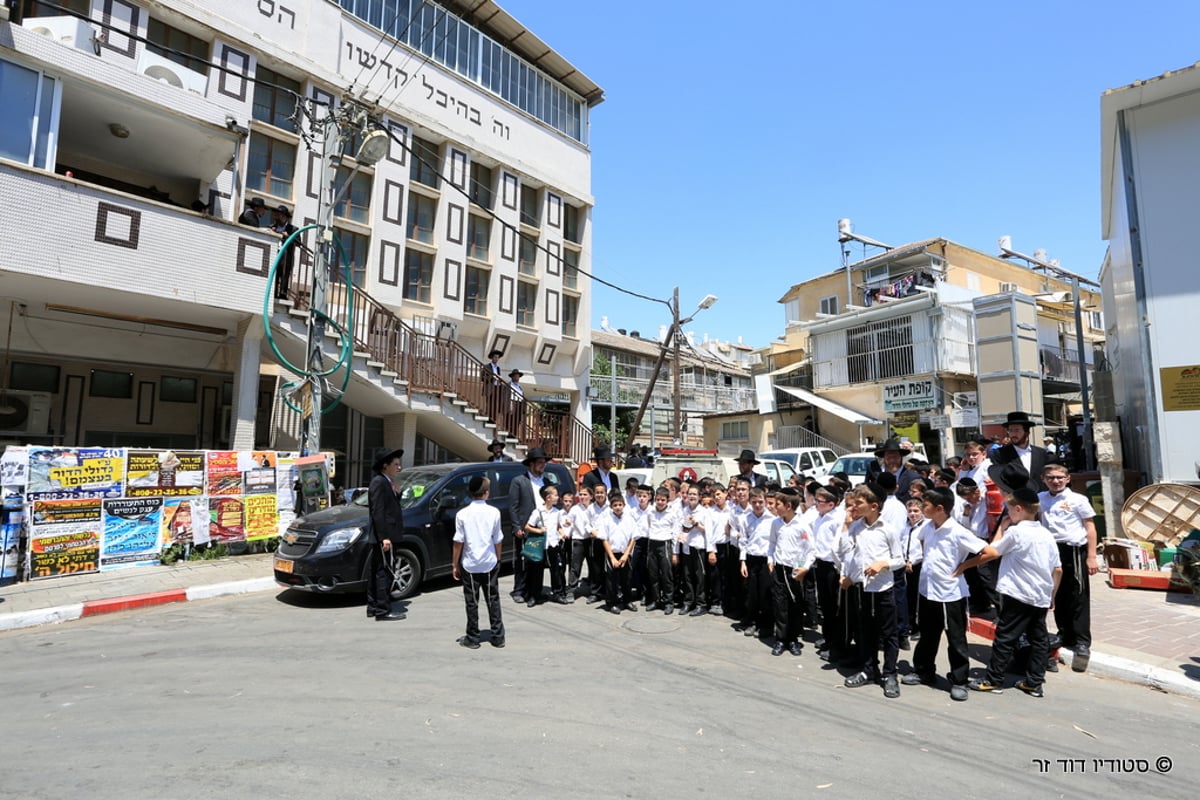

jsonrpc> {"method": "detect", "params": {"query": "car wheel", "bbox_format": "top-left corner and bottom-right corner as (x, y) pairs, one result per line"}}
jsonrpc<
(389, 548), (422, 599)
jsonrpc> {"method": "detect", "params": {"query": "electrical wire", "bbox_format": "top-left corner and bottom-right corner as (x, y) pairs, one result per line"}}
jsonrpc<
(347, 0), (432, 99)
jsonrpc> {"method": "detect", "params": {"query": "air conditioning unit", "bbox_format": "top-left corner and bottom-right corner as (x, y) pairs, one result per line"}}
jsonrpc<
(0, 390), (53, 435)
(435, 320), (458, 341)
(999, 282), (1019, 293)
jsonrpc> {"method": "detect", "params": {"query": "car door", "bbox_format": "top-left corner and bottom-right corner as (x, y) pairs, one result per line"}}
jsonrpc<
(427, 467), (488, 577)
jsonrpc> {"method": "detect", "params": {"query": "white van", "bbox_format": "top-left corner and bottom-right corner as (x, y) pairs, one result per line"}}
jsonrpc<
(760, 448), (840, 479)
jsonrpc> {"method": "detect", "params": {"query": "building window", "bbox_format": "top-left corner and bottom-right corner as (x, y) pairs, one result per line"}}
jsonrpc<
(720, 420), (749, 441)
(252, 66), (300, 132)
(406, 194), (436, 244)
(90, 369), (133, 399)
(467, 215), (491, 261)
(0, 59), (57, 170)
(21, 0), (89, 16)
(516, 281), (537, 328)
(847, 315), (913, 383)
(562, 294), (579, 338)
(819, 295), (839, 315)
(518, 235), (537, 276)
(409, 135), (440, 189)
(465, 266), (489, 315)
(247, 132), (295, 199)
(563, 204), (581, 244)
(333, 228), (369, 287)
(520, 185), (539, 227)
(563, 248), (580, 289)
(404, 250), (434, 303)
(469, 162), (493, 209)
(146, 18), (209, 75)
(334, 167), (372, 223)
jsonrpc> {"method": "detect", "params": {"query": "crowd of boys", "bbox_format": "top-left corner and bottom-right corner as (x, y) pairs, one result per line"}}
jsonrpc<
(448, 413), (1098, 704)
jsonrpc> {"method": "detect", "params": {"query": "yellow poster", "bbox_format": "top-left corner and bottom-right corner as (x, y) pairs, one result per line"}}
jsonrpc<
(1160, 365), (1200, 412)
(243, 494), (279, 541)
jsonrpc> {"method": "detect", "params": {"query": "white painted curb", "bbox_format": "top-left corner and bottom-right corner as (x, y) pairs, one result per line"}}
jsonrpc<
(0, 603), (84, 632)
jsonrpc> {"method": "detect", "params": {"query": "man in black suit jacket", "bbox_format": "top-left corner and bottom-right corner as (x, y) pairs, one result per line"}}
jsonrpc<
(989, 411), (1055, 493)
(866, 439), (917, 502)
(486, 440), (513, 462)
(581, 445), (617, 496)
(367, 448), (406, 621)
(508, 447), (549, 604)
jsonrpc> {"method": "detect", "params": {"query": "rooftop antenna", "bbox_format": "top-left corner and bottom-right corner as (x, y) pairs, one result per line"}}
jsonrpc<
(837, 218), (893, 311)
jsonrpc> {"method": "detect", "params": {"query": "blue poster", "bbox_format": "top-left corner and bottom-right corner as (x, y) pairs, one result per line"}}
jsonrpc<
(101, 497), (163, 569)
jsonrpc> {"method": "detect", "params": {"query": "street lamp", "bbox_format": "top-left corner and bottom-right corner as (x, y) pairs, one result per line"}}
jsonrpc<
(997, 236), (1098, 470)
(627, 288), (718, 448)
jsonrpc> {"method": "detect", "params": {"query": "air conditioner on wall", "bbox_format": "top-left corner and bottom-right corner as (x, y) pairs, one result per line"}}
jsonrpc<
(0, 390), (53, 435)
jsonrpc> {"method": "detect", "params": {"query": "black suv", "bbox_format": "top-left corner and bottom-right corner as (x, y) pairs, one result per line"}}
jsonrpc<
(273, 461), (575, 598)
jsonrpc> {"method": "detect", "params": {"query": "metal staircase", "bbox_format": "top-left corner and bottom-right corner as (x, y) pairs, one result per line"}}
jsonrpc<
(270, 262), (593, 465)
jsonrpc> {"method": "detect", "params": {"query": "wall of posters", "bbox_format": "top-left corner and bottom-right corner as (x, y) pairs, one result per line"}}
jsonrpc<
(29, 499), (103, 579)
(126, 450), (204, 497)
(160, 497), (210, 547)
(243, 494), (279, 541)
(205, 451), (242, 496)
(208, 496), (245, 543)
(101, 497), (164, 569)
(27, 447), (124, 500)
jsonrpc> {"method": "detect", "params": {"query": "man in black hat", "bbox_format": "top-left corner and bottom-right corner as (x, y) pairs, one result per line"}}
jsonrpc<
(508, 447), (548, 604)
(486, 440), (513, 462)
(270, 204), (298, 300)
(582, 445), (617, 496)
(734, 449), (768, 489)
(989, 411), (1055, 493)
(867, 438), (917, 503)
(367, 448), (406, 621)
(239, 196), (266, 227)
(482, 349), (504, 421)
(508, 369), (526, 436)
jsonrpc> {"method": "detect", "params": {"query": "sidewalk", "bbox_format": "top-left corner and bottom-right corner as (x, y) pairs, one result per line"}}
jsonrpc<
(2, 557), (1198, 699)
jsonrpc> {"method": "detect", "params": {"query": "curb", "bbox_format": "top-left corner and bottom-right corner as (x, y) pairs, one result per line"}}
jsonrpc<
(967, 614), (1200, 701)
(0, 577), (277, 633)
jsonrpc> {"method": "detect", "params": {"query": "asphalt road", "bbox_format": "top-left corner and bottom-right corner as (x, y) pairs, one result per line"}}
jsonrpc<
(2, 578), (1196, 800)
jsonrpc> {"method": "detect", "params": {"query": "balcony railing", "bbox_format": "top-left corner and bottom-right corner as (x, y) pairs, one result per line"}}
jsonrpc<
(1040, 346), (1092, 387)
(286, 251), (593, 465)
(588, 374), (757, 414)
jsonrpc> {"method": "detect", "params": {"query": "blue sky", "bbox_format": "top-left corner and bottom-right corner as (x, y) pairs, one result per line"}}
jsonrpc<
(498, 0), (1200, 349)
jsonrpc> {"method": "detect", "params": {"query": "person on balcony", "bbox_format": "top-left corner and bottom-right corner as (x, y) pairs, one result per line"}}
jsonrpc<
(239, 196), (266, 227)
(482, 349), (505, 423)
(271, 205), (298, 300)
(508, 369), (526, 435)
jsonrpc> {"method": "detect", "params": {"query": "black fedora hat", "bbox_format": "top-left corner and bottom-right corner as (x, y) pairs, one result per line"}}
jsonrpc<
(735, 449), (760, 464)
(874, 438), (905, 457)
(987, 461), (1029, 494)
(509, 368), (523, 379)
(372, 448), (404, 472)
(488, 349), (503, 359)
(522, 447), (549, 464)
(1004, 411), (1035, 428)
(248, 197), (266, 208)
(488, 439), (505, 450)
(593, 445), (614, 461)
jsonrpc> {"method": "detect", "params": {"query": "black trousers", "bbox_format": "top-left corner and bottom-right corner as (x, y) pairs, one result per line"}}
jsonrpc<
(771, 564), (807, 644)
(725, 546), (746, 616)
(462, 565), (504, 643)
(814, 559), (841, 649)
(645, 540), (674, 607)
(546, 544), (567, 599)
(605, 551), (633, 607)
(892, 569), (910, 636)
(366, 542), (393, 617)
(569, 539), (588, 594)
(741, 554), (772, 631)
(966, 558), (1000, 613)
(585, 538), (606, 598)
(837, 583), (862, 660)
(912, 595), (970, 685)
(510, 535), (527, 599)
(985, 595), (1050, 688)
(524, 543), (546, 602)
(706, 544), (730, 609)
(681, 548), (705, 607)
(905, 562), (922, 631)
(1053, 543), (1091, 649)
(630, 537), (648, 597)
(857, 588), (899, 678)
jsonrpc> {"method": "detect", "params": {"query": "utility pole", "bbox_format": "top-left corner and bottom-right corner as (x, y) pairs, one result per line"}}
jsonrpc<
(1071, 275), (1094, 471)
(299, 115), (345, 457)
(671, 286), (682, 444)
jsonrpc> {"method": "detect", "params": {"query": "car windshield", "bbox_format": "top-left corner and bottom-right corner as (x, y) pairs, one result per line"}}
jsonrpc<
(352, 468), (449, 510)
(833, 457), (873, 475)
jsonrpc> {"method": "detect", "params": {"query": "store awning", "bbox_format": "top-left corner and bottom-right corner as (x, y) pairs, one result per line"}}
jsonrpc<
(775, 385), (884, 426)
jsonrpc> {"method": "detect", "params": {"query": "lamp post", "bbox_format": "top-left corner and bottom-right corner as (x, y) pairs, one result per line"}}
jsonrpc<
(627, 289), (717, 447)
(298, 123), (389, 456)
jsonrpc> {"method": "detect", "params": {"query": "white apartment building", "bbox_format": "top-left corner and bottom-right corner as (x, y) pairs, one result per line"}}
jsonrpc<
(0, 0), (601, 483)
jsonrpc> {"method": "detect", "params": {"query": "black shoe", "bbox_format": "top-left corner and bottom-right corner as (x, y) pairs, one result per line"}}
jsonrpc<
(817, 648), (831, 662)
(883, 675), (900, 698)
(663, 605), (674, 616)
(490, 638), (506, 648)
(710, 604), (724, 616)
(526, 598), (537, 607)
(1072, 644), (1091, 673)
(644, 603), (660, 612)
(743, 626), (759, 638)
(688, 606), (707, 617)
(511, 594), (526, 604)
(968, 678), (1003, 693)
(950, 685), (968, 701)
(457, 636), (481, 649)
(1046, 656), (1060, 673)
(898, 636), (911, 651)
(908, 630), (921, 641)
(844, 671), (875, 688)
(375, 611), (406, 621)
(901, 673), (936, 687)
(587, 595), (604, 605)
(602, 604), (621, 615)
(624, 602), (639, 612)
(770, 641), (786, 656)
(550, 595), (570, 605)
(732, 621), (750, 632)
(788, 642), (803, 657)
(1016, 680), (1044, 698)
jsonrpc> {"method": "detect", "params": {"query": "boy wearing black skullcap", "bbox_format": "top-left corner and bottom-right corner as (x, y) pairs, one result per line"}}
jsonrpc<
(958, 487), (1062, 697)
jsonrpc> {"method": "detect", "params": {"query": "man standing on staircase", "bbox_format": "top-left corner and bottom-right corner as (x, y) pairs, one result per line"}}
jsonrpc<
(482, 349), (505, 422)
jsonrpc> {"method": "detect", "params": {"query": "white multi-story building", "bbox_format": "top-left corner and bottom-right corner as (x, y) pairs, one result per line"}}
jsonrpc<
(0, 0), (601, 483)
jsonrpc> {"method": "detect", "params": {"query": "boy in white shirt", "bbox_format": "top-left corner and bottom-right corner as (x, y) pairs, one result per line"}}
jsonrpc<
(900, 487), (985, 700)
(566, 486), (593, 603)
(642, 488), (681, 614)
(522, 484), (560, 607)
(902, 498), (925, 641)
(734, 488), (777, 639)
(1039, 463), (1098, 673)
(597, 490), (642, 613)
(703, 484), (733, 617)
(955, 477), (999, 616)
(960, 488), (1063, 697)
(585, 486), (611, 603)
(678, 485), (708, 616)
(452, 476), (505, 649)
(811, 486), (846, 662)
(767, 488), (816, 657)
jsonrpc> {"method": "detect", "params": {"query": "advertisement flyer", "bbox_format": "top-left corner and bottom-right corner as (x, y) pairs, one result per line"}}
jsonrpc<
(243, 493), (279, 540)
(208, 496), (245, 543)
(160, 497), (210, 546)
(240, 450), (277, 495)
(206, 451), (241, 496)
(26, 447), (125, 500)
(29, 499), (103, 579)
(125, 450), (204, 497)
(1, 445), (29, 489)
(101, 497), (164, 569)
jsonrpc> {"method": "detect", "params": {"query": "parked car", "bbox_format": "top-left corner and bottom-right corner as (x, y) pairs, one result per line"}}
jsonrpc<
(760, 447), (840, 479)
(829, 452), (879, 486)
(273, 461), (575, 598)
(649, 455), (796, 488)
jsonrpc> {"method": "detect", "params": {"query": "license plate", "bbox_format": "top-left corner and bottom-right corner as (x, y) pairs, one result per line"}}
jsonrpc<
(274, 557), (294, 574)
